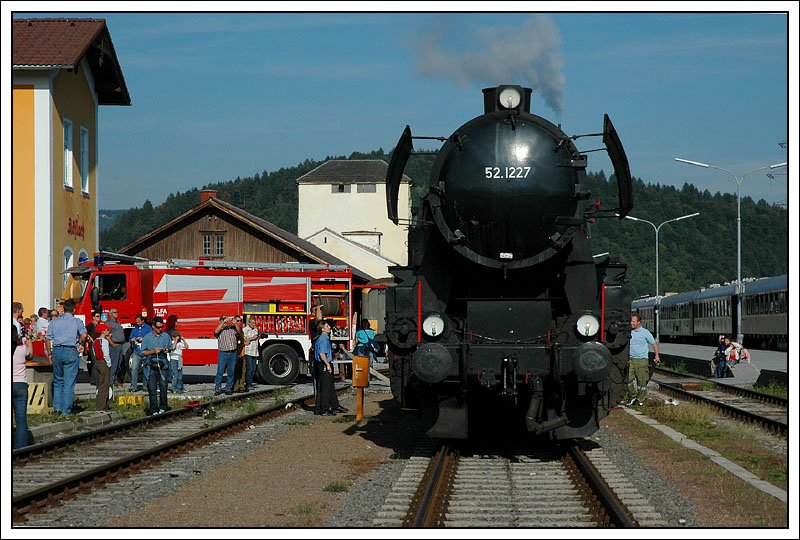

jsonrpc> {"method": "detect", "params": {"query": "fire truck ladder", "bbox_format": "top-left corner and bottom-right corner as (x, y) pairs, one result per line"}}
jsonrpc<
(145, 259), (350, 273)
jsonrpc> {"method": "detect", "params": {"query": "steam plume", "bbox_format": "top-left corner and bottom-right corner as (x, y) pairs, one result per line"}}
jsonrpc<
(413, 15), (565, 113)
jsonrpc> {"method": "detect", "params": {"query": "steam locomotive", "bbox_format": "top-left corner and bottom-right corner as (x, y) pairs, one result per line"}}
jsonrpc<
(384, 85), (635, 440)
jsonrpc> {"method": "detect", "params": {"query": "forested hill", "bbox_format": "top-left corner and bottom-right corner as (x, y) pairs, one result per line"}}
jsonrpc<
(100, 150), (788, 298)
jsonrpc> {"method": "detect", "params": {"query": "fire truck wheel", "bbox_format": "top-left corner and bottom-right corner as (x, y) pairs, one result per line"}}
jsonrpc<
(257, 344), (300, 385)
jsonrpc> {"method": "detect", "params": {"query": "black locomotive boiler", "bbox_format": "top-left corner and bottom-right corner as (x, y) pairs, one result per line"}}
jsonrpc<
(384, 85), (635, 440)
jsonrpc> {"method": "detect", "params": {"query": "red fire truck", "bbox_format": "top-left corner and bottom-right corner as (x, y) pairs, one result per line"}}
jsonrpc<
(61, 254), (354, 384)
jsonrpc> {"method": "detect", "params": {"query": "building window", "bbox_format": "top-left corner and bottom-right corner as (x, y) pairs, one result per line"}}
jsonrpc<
(78, 249), (89, 265)
(332, 184), (351, 193)
(63, 118), (73, 189)
(216, 234), (225, 256)
(357, 183), (377, 193)
(80, 126), (89, 194)
(63, 247), (74, 291)
(202, 234), (211, 255)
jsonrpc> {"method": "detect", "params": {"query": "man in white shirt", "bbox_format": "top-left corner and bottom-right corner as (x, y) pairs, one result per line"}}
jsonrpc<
(242, 317), (260, 392)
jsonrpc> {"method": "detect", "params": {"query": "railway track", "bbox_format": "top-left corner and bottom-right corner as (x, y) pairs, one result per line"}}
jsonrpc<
(12, 384), (349, 523)
(651, 367), (787, 436)
(374, 439), (666, 527)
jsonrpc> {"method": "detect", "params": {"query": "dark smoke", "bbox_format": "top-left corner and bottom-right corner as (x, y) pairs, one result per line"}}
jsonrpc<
(412, 15), (565, 114)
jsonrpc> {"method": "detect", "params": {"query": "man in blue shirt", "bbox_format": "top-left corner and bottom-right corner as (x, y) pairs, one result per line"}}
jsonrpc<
(626, 313), (660, 406)
(128, 315), (152, 392)
(313, 320), (335, 415)
(45, 300), (88, 415)
(140, 316), (173, 415)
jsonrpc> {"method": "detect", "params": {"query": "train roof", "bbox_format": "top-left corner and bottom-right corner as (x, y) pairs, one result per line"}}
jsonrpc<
(744, 274), (787, 294)
(694, 284), (736, 300)
(632, 296), (657, 308)
(659, 290), (700, 306)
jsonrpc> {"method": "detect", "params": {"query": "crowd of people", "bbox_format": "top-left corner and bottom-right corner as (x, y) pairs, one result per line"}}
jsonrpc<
(12, 298), (374, 446)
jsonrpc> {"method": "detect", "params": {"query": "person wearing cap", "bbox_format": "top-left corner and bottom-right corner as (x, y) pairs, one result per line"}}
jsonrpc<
(92, 324), (113, 412)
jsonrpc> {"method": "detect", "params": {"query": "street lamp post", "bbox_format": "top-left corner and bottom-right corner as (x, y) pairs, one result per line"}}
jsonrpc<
(675, 158), (786, 343)
(619, 212), (700, 341)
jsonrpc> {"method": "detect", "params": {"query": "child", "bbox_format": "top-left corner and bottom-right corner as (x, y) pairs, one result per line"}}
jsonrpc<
(92, 324), (113, 412)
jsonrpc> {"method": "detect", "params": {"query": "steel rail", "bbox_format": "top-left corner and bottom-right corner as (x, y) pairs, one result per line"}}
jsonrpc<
(12, 385), (350, 522)
(403, 445), (457, 527)
(12, 386), (281, 465)
(565, 445), (637, 528)
(653, 367), (787, 408)
(654, 381), (787, 436)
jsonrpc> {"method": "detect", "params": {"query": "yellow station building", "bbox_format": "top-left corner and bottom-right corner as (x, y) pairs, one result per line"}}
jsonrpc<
(12, 18), (130, 312)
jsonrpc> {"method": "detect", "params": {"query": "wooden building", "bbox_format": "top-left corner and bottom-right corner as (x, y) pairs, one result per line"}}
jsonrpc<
(118, 190), (373, 282)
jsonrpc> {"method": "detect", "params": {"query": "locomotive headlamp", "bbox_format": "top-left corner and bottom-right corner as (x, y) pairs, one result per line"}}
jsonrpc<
(498, 87), (522, 110)
(576, 313), (600, 337)
(422, 313), (446, 338)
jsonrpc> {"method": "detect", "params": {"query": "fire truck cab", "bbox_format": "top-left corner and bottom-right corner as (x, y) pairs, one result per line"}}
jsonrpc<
(61, 253), (354, 385)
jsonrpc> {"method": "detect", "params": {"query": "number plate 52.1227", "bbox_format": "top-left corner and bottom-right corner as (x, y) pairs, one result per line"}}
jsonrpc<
(484, 166), (531, 179)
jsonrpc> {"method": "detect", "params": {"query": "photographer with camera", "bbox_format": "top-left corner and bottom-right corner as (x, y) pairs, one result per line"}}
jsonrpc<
(140, 316), (172, 415)
(214, 315), (243, 396)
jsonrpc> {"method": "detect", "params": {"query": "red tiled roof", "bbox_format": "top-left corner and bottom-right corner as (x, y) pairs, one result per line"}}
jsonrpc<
(13, 18), (105, 67)
(13, 18), (131, 106)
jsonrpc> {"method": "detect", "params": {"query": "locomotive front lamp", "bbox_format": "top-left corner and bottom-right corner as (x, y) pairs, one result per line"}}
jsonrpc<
(422, 313), (446, 338)
(498, 87), (521, 110)
(576, 313), (600, 337)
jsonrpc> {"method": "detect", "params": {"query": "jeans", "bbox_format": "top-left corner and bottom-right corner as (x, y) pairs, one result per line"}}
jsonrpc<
(215, 350), (237, 392)
(715, 358), (730, 378)
(170, 354), (185, 391)
(244, 354), (258, 389)
(129, 351), (148, 390)
(13, 382), (29, 448)
(53, 346), (80, 414)
(147, 361), (169, 414)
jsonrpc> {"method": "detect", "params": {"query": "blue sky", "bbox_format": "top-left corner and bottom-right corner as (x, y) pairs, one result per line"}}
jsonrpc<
(7, 6), (793, 210)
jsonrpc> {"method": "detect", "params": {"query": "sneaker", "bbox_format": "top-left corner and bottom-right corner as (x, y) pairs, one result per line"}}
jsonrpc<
(627, 397), (637, 406)
(637, 400), (645, 406)
(129, 387), (137, 393)
(224, 391), (233, 395)
(157, 409), (166, 414)
(214, 390), (223, 396)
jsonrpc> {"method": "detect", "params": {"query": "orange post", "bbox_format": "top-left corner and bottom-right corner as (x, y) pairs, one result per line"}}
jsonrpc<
(351, 354), (370, 421)
(356, 387), (364, 420)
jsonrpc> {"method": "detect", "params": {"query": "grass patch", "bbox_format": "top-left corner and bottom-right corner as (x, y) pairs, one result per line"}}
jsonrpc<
(752, 382), (788, 399)
(604, 409), (788, 527)
(243, 398), (258, 414)
(323, 481), (349, 493)
(637, 398), (787, 491)
(294, 504), (314, 515)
